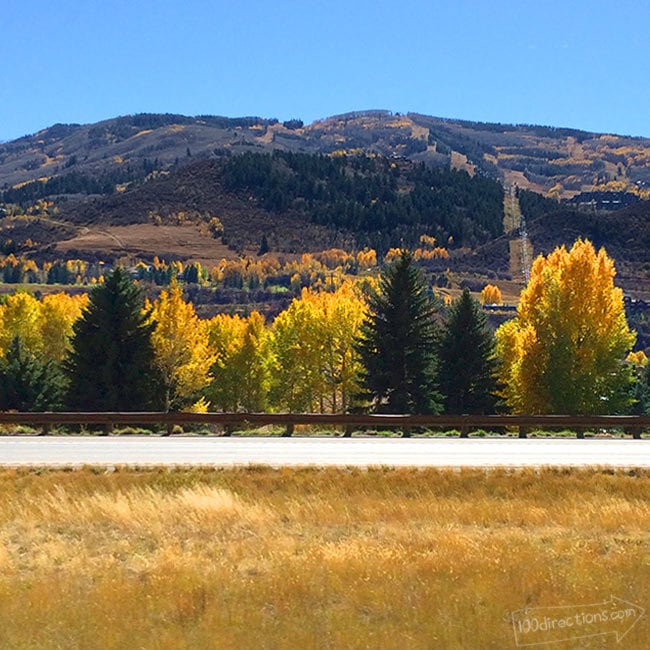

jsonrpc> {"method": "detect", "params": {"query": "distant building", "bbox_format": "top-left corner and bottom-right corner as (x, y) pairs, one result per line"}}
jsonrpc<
(568, 191), (639, 211)
(482, 303), (517, 313)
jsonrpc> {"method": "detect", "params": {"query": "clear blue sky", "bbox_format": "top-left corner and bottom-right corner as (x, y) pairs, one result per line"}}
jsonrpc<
(2, 0), (649, 141)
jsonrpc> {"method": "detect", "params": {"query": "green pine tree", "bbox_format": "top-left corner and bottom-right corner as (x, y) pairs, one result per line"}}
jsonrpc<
(643, 364), (650, 414)
(356, 250), (441, 417)
(0, 336), (65, 411)
(64, 267), (162, 411)
(631, 362), (650, 415)
(437, 288), (497, 414)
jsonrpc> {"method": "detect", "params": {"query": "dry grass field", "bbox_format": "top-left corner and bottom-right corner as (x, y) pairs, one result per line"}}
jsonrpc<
(55, 223), (236, 266)
(0, 466), (648, 649)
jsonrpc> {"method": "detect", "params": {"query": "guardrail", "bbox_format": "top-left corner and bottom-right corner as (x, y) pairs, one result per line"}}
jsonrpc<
(0, 412), (649, 438)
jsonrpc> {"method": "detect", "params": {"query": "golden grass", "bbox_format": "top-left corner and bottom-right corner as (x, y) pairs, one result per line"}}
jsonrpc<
(54, 224), (236, 267)
(0, 467), (648, 649)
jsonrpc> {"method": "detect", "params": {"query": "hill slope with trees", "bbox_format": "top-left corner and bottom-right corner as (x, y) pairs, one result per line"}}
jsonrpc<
(3, 110), (650, 203)
(3, 153), (505, 259)
(2, 110), (649, 304)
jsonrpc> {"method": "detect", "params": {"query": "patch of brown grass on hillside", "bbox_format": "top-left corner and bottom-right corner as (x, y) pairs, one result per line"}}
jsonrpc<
(493, 278), (524, 304)
(55, 223), (237, 266)
(0, 466), (647, 648)
(502, 169), (547, 194)
(450, 151), (476, 176)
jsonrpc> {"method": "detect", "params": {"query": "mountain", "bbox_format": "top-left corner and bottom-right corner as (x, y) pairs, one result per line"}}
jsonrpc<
(2, 111), (650, 204)
(1, 111), (649, 302)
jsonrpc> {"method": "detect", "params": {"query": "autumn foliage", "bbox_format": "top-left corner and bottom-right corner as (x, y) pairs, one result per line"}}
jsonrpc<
(480, 284), (502, 305)
(0, 238), (644, 417)
(271, 283), (366, 413)
(0, 291), (88, 361)
(495, 240), (635, 414)
(148, 281), (215, 411)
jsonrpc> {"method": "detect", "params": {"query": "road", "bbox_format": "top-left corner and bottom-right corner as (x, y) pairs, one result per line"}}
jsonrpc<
(0, 436), (649, 467)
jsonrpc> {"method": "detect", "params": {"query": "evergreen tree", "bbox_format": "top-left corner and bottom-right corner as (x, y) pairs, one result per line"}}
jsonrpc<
(642, 364), (650, 414)
(257, 235), (269, 256)
(0, 336), (65, 411)
(631, 361), (650, 415)
(64, 267), (162, 410)
(437, 288), (497, 414)
(356, 250), (441, 416)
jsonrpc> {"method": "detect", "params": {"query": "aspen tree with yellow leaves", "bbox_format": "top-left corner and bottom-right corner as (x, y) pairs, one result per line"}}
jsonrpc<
(311, 282), (367, 412)
(205, 312), (273, 412)
(0, 292), (43, 356)
(481, 284), (502, 305)
(270, 283), (366, 413)
(356, 248), (377, 269)
(270, 291), (329, 413)
(0, 292), (89, 361)
(495, 239), (636, 414)
(0, 292), (88, 363)
(206, 313), (247, 411)
(40, 293), (89, 362)
(0, 291), (88, 411)
(233, 312), (273, 412)
(148, 281), (215, 411)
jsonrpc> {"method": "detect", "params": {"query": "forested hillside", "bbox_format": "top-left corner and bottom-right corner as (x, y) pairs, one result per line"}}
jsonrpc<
(0, 153), (503, 258)
(221, 151), (504, 250)
(526, 198), (650, 281)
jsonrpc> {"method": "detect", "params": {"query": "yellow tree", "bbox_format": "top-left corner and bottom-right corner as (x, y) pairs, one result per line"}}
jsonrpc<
(0, 292), (43, 357)
(481, 284), (502, 305)
(495, 239), (635, 414)
(231, 312), (273, 412)
(317, 283), (366, 412)
(148, 282), (214, 411)
(206, 313), (247, 411)
(206, 312), (272, 412)
(270, 283), (366, 413)
(0, 291), (88, 361)
(40, 293), (89, 362)
(356, 248), (377, 269)
(270, 295), (324, 412)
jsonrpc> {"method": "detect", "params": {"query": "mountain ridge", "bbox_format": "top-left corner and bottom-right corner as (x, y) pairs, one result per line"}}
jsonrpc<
(3, 111), (650, 203)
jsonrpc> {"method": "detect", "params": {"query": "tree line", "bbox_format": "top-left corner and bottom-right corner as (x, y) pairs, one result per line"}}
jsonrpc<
(0, 240), (648, 421)
(0, 244), (437, 297)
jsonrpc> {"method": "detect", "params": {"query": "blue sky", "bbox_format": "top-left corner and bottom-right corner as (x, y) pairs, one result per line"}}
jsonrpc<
(2, 0), (649, 141)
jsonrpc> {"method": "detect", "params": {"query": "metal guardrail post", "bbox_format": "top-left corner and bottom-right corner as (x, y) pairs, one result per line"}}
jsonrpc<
(629, 427), (642, 440)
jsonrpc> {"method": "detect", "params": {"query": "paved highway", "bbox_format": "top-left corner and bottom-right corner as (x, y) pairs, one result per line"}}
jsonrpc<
(0, 436), (648, 467)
